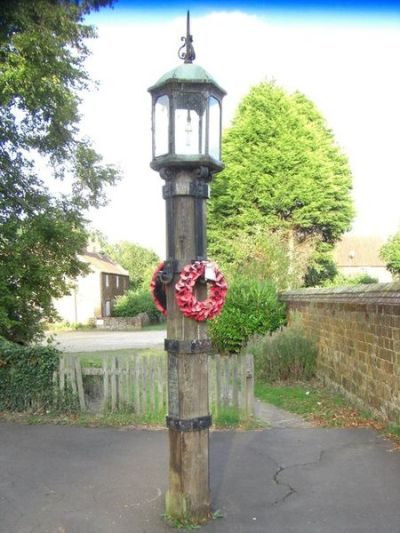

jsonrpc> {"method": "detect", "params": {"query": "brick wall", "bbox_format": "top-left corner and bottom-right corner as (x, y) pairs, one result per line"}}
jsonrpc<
(280, 283), (400, 422)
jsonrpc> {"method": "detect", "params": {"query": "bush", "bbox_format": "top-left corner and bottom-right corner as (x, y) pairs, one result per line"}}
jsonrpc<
(0, 337), (60, 411)
(321, 272), (378, 288)
(209, 276), (286, 354)
(245, 318), (318, 382)
(380, 231), (400, 277)
(112, 288), (162, 322)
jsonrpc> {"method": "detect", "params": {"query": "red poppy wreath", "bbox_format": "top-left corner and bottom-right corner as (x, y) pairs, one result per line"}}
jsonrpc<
(175, 261), (227, 321)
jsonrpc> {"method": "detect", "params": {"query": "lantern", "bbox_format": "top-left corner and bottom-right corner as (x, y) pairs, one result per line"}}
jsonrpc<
(148, 13), (226, 174)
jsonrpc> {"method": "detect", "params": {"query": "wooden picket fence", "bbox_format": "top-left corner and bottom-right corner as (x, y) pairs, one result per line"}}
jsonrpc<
(58, 352), (254, 420)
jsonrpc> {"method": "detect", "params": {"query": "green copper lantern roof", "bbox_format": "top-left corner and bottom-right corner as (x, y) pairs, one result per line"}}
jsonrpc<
(148, 63), (226, 95)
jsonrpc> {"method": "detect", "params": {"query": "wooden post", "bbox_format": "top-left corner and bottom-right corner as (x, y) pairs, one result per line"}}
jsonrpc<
(111, 356), (118, 412)
(163, 168), (212, 521)
(74, 357), (86, 411)
(245, 353), (255, 418)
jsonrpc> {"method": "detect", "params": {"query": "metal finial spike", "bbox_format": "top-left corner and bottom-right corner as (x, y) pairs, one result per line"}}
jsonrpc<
(178, 10), (196, 64)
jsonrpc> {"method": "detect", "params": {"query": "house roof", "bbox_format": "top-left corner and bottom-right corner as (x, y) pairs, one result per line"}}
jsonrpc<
(333, 235), (386, 267)
(79, 252), (129, 276)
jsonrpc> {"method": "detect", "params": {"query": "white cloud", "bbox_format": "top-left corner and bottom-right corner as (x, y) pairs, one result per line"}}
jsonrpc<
(80, 11), (400, 256)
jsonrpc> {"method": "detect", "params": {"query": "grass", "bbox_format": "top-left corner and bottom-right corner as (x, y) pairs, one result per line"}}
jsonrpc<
(255, 380), (400, 447)
(46, 321), (96, 332)
(142, 322), (166, 331)
(163, 509), (223, 531)
(0, 409), (262, 432)
(212, 406), (266, 430)
(255, 381), (384, 429)
(47, 321), (166, 333)
(67, 347), (165, 368)
(0, 410), (167, 429)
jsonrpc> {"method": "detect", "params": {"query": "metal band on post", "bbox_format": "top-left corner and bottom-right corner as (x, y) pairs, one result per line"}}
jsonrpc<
(166, 415), (212, 432)
(165, 338), (212, 354)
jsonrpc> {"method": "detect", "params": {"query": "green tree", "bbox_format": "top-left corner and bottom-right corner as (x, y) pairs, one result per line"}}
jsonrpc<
(105, 241), (160, 290)
(209, 82), (354, 282)
(380, 232), (400, 277)
(217, 226), (315, 291)
(0, 0), (119, 343)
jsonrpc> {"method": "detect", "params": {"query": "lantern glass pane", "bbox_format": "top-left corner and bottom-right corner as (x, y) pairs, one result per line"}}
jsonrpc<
(154, 95), (169, 157)
(208, 96), (221, 159)
(174, 92), (206, 155)
(175, 108), (205, 155)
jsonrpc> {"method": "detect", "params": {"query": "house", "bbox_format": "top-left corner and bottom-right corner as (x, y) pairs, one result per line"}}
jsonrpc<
(333, 235), (392, 283)
(53, 250), (129, 324)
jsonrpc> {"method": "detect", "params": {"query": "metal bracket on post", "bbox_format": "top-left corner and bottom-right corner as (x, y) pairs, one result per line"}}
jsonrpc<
(165, 338), (212, 354)
(166, 415), (212, 432)
(195, 196), (205, 260)
(158, 260), (178, 284)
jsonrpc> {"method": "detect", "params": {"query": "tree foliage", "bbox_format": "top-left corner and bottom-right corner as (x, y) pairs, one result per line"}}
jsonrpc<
(105, 241), (160, 291)
(209, 82), (354, 281)
(380, 232), (400, 277)
(217, 226), (315, 291)
(112, 288), (162, 322)
(0, 0), (119, 343)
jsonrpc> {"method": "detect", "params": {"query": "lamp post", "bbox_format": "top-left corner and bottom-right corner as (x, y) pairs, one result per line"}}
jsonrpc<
(149, 12), (226, 522)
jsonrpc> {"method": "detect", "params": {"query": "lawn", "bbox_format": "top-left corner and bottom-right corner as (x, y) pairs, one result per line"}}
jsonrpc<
(255, 381), (384, 429)
(255, 380), (400, 447)
(66, 347), (165, 368)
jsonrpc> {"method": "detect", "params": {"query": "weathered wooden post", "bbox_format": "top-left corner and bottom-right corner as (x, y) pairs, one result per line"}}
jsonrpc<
(148, 13), (227, 522)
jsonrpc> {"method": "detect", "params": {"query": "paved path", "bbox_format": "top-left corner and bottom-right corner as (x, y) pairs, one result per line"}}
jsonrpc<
(51, 329), (166, 352)
(255, 398), (313, 428)
(1, 422), (399, 533)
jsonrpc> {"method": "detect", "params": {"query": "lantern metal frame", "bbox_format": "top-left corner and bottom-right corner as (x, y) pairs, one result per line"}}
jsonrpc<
(148, 15), (226, 175)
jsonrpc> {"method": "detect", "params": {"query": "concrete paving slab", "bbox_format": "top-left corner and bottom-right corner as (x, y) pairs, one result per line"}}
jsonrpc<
(0, 423), (399, 533)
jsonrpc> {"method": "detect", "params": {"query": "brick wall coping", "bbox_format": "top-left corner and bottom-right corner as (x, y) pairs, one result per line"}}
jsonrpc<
(280, 281), (400, 305)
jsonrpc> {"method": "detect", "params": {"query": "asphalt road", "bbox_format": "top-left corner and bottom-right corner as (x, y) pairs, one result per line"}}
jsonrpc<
(51, 329), (166, 352)
(1, 424), (400, 533)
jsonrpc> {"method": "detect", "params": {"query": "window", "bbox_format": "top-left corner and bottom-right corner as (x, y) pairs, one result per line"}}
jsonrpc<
(174, 92), (206, 155)
(154, 95), (169, 157)
(116, 275), (119, 288)
(105, 274), (110, 287)
(104, 300), (111, 317)
(208, 96), (221, 159)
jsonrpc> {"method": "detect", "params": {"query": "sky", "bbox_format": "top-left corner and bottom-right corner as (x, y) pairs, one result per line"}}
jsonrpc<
(79, 1), (400, 257)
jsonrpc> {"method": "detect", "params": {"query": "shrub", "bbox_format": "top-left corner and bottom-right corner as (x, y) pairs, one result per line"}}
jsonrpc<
(112, 288), (162, 322)
(245, 318), (318, 382)
(214, 227), (316, 291)
(321, 272), (378, 288)
(0, 337), (60, 411)
(209, 275), (286, 354)
(380, 231), (400, 277)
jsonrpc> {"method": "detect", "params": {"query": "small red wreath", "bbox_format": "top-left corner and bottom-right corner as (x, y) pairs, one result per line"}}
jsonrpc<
(150, 262), (167, 316)
(175, 261), (227, 321)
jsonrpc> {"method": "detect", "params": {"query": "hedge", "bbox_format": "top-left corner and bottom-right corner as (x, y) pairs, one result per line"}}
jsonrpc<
(0, 337), (60, 412)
